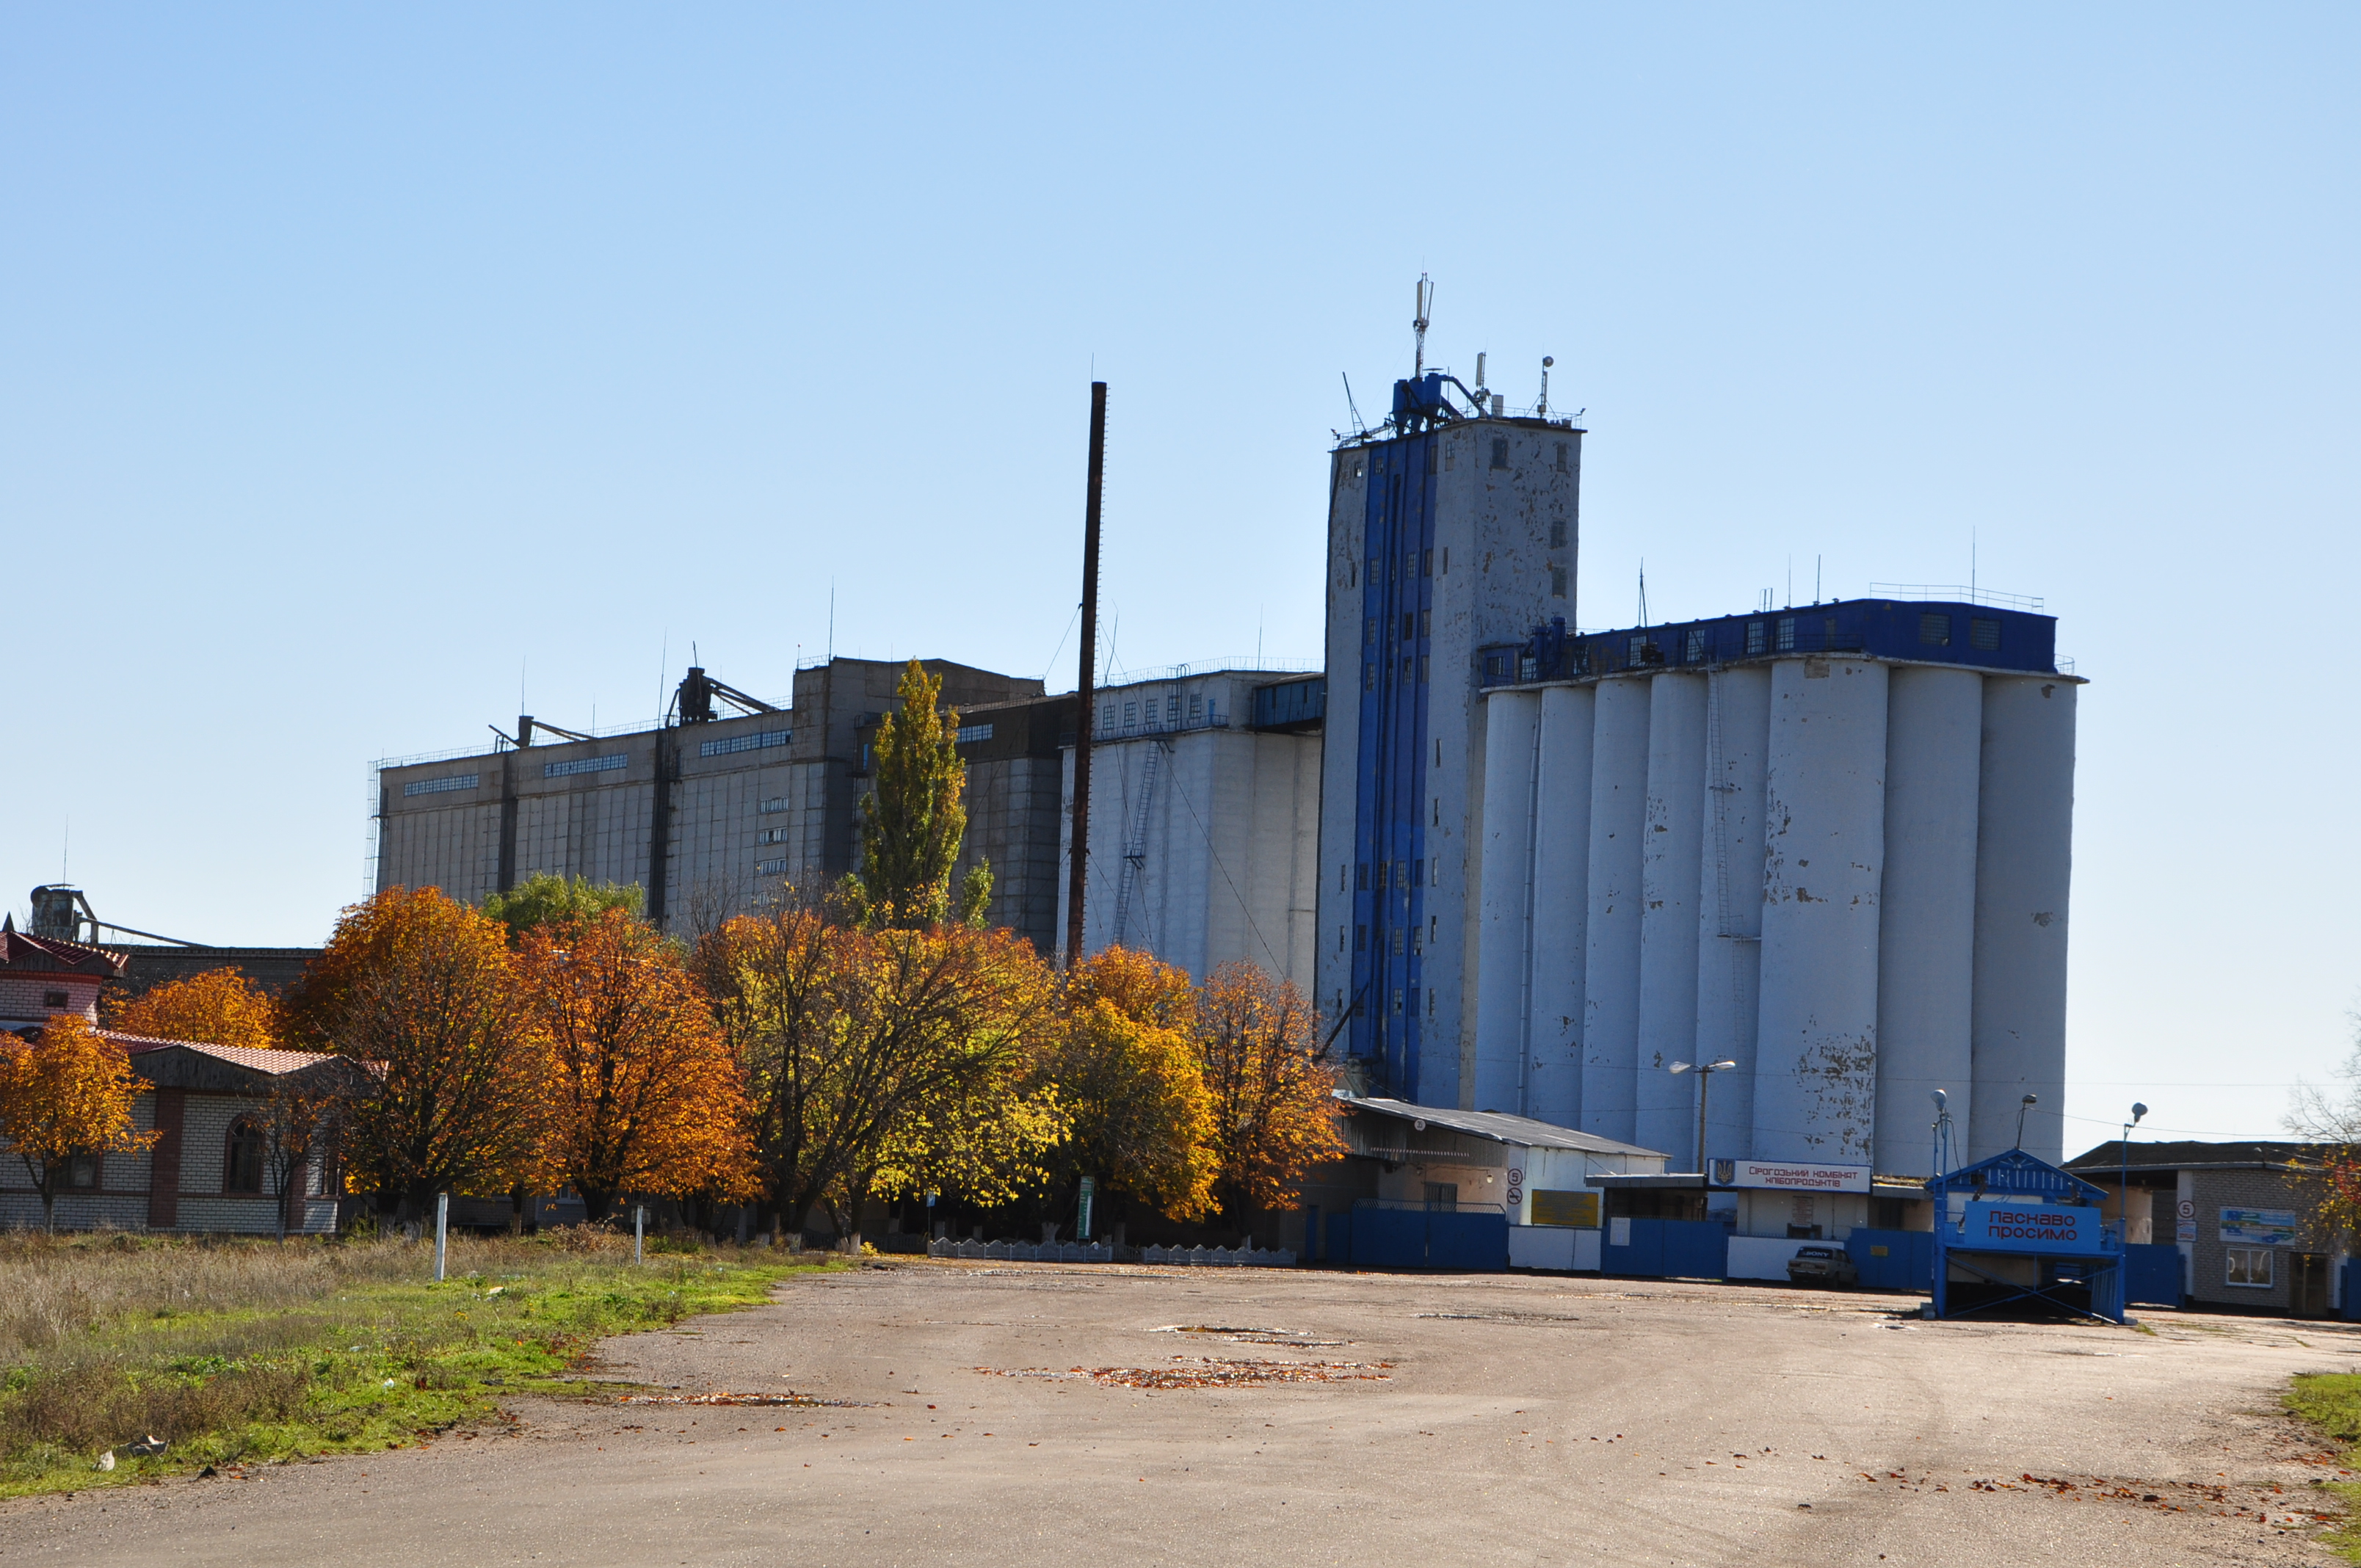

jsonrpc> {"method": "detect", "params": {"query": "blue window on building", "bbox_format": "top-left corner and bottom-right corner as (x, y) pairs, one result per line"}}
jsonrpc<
(1918, 611), (1951, 647)
(1746, 620), (1768, 656)
(1971, 617), (2002, 650)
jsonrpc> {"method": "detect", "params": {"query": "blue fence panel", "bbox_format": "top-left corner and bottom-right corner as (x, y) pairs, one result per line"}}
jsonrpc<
(1428, 1211), (1509, 1271)
(1661, 1220), (1729, 1280)
(1326, 1213), (1353, 1265)
(1846, 1229), (1936, 1292)
(1350, 1208), (1430, 1269)
(2122, 1244), (2183, 1308)
(1602, 1219), (1667, 1277)
(2343, 1259), (2361, 1322)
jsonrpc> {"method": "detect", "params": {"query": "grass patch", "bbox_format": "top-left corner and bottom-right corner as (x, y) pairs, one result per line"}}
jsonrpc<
(0, 1229), (830, 1498)
(2285, 1373), (2361, 1559)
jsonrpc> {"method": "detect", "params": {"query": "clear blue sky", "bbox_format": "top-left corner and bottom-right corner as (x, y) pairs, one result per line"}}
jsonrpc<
(4, 7), (2354, 1145)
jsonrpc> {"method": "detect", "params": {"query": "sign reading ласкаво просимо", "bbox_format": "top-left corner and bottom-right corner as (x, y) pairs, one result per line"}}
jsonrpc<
(1956, 1199), (2107, 1255)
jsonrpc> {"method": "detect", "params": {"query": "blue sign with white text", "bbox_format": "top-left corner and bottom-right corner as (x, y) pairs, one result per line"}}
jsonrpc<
(1957, 1199), (2106, 1255)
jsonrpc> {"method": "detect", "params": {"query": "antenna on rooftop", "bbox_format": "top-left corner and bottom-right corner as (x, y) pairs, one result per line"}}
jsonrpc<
(1637, 562), (1649, 626)
(1341, 372), (1364, 435)
(1412, 275), (1432, 377)
(1473, 352), (1487, 402)
(1537, 355), (1553, 418)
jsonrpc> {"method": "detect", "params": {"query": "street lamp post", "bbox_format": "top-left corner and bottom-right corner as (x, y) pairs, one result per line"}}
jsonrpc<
(1669, 1059), (1741, 1175)
(2119, 1102), (2149, 1242)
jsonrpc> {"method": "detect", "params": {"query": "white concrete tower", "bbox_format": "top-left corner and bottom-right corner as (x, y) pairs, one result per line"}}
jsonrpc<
(1751, 657), (1890, 1165)
(1314, 373), (1584, 1108)
(1634, 672), (1708, 1160)
(1581, 675), (1652, 1144)
(1526, 683), (1595, 1127)
(1874, 666), (1984, 1175)
(1968, 675), (2077, 1164)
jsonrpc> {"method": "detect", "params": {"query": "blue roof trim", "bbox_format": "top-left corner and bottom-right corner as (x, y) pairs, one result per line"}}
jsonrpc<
(1479, 599), (2059, 687)
(1923, 1148), (2107, 1203)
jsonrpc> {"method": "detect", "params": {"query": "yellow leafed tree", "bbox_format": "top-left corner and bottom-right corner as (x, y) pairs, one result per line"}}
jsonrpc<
(0, 1015), (161, 1230)
(1039, 949), (1217, 1222)
(113, 969), (282, 1050)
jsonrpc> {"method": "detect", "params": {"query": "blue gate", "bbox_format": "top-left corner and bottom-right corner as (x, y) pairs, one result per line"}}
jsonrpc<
(1602, 1219), (1727, 1280)
(1332, 1205), (1509, 1270)
(2122, 1244), (2183, 1308)
(1846, 1229), (1936, 1292)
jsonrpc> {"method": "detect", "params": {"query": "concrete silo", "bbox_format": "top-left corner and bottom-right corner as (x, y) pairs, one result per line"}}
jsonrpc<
(1874, 665), (1984, 1174)
(1751, 657), (1889, 1166)
(1527, 683), (1595, 1128)
(1968, 675), (2077, 1164)
(1694, 664), (1772, 1163)
(1473, 689), (1541, 1112)
(1581, 675), (1653, 1144)
(1635, 672), (1708, 1159)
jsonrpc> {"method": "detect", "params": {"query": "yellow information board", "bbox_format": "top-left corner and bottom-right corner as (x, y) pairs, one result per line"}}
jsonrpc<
(1529, 1189), (1600, 1228)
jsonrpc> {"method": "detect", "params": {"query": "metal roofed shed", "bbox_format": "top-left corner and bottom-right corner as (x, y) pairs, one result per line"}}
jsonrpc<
(1321, 1097), (1667, 1271)
(1926, 1149), (2125, 1323)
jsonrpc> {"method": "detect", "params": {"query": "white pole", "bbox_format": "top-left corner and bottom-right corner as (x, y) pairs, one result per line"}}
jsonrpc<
(434, 1192), (449, 1283)
(634, 1205), (645, 1265)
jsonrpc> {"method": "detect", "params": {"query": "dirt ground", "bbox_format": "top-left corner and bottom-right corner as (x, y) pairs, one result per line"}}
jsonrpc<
(2, 1260), (2357, 1567)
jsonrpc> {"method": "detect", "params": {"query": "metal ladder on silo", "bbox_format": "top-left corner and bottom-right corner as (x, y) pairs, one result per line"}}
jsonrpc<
(1111, 741), (1164, 949)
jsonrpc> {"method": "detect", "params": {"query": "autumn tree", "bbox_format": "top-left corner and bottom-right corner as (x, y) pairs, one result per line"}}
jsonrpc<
(517, 907), (755, 1220)
(696, 912), (1052, 1245)
(482, 874), (645, 945)
(1034, 948), (1217, 1224)
(0, 1016), (160, 1230)
(113, 969), (281, 1050)
(850, 659), (991, 929)
(282, 888), (544, 1221)
(1193, 962), (1345, 1222)
(250, 1065), (363, 1238)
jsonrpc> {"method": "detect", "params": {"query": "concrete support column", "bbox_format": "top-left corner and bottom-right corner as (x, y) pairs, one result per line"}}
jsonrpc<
(1694, 666), (1771, 1166)
(1635, 672), (1708, 1162)
(1968, 675), (2076, 1164)
(1527, 684), (1595, 1128)
(1473, 689), (1541, 1114)
(1751, 657), (1888, 1165)
(1874, 666), (1984, 1175)
(1581, 676), (1651, 1144)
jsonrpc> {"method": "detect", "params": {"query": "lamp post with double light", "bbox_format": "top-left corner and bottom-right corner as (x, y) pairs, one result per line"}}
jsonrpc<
(1669, 1059), (1741, 1176)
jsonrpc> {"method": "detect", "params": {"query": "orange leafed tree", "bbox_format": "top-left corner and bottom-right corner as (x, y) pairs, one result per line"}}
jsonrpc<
(282, 887), (544, 1219)
(113, 969), (283, 1050)
(517, 908), (756, 1221)
(1193, 961), (1345, 1219)
(0, 1015), (161, 1229)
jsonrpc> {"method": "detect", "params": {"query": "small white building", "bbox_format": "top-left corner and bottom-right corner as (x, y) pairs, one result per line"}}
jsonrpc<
(1330, 1097), (1669, 1271)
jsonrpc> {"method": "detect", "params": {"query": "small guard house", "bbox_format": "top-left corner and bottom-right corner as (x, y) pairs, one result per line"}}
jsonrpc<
(1926, 1149), (2125, 1323)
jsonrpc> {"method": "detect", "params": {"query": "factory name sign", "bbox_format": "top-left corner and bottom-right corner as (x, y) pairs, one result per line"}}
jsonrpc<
(1710, 1160), (1871, 1194)
(1959, 1199), (2101, 1254)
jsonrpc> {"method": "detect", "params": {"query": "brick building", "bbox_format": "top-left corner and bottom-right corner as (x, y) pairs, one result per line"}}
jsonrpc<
(2066, 1140), (2343, 1317)
(0, 923), (358, 1234)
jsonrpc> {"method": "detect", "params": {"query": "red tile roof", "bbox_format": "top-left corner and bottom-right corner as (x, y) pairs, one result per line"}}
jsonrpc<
(0, 929), (128, 979)
(97, 1031), (338, 1074)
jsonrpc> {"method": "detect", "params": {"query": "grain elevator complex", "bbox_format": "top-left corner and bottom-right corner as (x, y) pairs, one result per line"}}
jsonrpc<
(375, 302), (2078, 1187)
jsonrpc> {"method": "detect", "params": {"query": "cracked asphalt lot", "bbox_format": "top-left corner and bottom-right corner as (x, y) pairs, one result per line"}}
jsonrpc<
(2, 1260), (2357, 1566)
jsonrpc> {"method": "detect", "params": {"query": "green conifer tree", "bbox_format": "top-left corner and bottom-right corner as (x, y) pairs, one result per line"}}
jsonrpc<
(853, 659), (993, 929)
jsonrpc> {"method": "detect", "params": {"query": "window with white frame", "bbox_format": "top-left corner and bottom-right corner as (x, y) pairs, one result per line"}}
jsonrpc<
(2225, 1248), (2274, 1288)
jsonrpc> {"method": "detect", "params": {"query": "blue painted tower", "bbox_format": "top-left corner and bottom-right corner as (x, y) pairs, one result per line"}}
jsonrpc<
(1316, 367), (1584, 1107)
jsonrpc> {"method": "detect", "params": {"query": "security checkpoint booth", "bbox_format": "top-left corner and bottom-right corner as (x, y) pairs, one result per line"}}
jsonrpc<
(1927, 1150), (2125, 1323)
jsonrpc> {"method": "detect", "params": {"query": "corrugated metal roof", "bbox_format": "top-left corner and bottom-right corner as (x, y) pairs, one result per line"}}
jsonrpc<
(1340, 1097), (1666, 1158)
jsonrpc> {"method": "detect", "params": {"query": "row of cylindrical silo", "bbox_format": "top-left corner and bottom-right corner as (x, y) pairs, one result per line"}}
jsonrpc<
(1471, 657), (2075, 1172)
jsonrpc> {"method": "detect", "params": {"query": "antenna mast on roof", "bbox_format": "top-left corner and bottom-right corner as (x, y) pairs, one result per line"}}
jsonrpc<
(1412, 275), (1432, 377)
